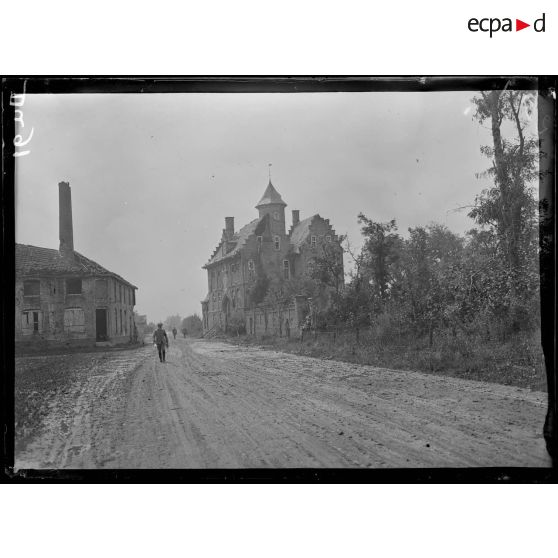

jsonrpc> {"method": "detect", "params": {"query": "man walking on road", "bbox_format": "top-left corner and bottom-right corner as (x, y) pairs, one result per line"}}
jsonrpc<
(153, 323), (169, 363)
(172, 327), (177, 339)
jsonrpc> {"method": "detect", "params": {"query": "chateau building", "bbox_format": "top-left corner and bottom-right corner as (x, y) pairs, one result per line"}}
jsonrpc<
(15, 182), (137, 348)
(201, 180), (344, 335)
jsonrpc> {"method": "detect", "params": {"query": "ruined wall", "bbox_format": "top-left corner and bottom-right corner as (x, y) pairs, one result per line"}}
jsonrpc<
(244, 296), (308, 338)
(15, 275), (136, 347)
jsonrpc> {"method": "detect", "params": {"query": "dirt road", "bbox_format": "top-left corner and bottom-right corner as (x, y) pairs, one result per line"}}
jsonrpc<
(15, 338), (550, 469)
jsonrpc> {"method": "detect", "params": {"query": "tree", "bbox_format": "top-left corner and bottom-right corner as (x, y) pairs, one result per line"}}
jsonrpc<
(263, 278), (292, 336)
(357, 216), (403, 307)
(182, 314), (203, 336)
(308, 236), (346, 297)
(470, 89), (539, 331)
(399, 224), (464, 344)
(335, 239), (373, 341)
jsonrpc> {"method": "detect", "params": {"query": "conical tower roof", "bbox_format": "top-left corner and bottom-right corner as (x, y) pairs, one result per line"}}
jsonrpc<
(255, 180), (287, 208)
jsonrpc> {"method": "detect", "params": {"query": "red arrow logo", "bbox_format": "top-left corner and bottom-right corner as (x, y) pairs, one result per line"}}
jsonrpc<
(516, 19), (530, 31)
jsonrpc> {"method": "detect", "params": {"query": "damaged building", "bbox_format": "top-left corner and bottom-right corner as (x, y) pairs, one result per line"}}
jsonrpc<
(201, 179), (344, 336)
(15, 181), (137, 348)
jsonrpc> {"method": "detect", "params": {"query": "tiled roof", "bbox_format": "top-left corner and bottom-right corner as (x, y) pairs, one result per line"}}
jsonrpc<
(256, 181), (286, 207)
(15, 244), (137, 288)
(204, 218), (262, 267)
(289, 215), (318, 251)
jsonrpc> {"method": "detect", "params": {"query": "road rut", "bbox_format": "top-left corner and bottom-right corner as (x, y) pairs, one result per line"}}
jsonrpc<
(15, 338), (550, 468)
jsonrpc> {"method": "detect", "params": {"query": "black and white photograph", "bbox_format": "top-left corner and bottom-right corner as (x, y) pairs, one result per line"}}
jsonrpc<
(6, 78), (554, 474)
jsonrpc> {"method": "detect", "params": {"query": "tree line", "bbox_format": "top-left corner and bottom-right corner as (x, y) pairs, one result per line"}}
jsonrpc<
(249, 90), (540, 350)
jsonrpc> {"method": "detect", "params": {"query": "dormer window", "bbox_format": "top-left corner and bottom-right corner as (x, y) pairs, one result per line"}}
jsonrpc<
(274, 236), (280, 250)
(310, 235), (317, 248)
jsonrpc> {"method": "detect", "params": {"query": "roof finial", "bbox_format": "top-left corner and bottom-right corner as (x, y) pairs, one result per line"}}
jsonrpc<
(268, 162), (272, 183)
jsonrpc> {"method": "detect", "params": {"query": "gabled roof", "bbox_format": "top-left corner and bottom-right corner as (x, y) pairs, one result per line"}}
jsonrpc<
(290, 215), (318, 251)
(204, 217), (262, 268)
(15, 244), (137, 288)
(256, 181), (286, 208)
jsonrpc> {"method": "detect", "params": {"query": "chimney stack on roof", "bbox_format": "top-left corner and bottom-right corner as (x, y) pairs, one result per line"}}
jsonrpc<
(225, 216), (235, 239)
(292, 210), (300, 227)
(58, 181), (74, 257)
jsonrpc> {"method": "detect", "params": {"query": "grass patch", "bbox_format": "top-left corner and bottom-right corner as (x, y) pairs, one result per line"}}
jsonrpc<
(227, 329), (547, 391)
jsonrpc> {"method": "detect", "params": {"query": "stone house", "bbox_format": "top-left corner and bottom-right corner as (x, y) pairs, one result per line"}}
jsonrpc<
(201, 180), (344, 336)
(15, 181), (137, 348)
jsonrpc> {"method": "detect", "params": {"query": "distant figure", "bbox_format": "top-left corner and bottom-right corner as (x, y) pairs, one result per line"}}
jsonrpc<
(153, 323), (169, 363)
(182, 327), (187, 338)
(172, 327), (177, 339)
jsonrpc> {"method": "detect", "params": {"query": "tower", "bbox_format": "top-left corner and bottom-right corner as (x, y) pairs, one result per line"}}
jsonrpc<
(255, 180), (287, 237)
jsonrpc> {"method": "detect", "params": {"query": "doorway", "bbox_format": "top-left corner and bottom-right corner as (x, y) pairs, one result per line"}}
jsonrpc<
(96, 308), (108, 341)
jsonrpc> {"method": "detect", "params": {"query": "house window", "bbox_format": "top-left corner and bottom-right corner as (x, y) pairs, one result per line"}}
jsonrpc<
(274, 236), (280, 251)
(23, 280), (40, 297)
(63, 308), (85, 333)
(248, 259), (255, 278)
(307, 261), (315, 275)
(273, 211), (279, 221)
(257, 236), (263, 249)
(124, 310), (127, 334)
(66, 278), (82, 294)
(326, 235), (332, 242)
(310, 236), (317, 248)
(115, 308), (118, 332)
(21, 311), (41, 334)
(283, 260), (290, 280)
(120, 309), (123, 334)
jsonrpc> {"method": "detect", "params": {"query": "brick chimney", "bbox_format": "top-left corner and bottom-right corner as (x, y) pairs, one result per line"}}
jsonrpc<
(292, 210), (300, 227)
(225, 216), (234, 239)
(59, 181), (74, 257)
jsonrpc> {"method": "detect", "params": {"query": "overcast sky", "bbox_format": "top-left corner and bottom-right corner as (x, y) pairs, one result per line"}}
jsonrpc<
(15, 91), (535, 323)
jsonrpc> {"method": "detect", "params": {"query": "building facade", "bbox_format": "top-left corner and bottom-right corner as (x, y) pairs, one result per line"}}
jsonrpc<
(15, 182), (137, 348)
(201, 180), (344, 335)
